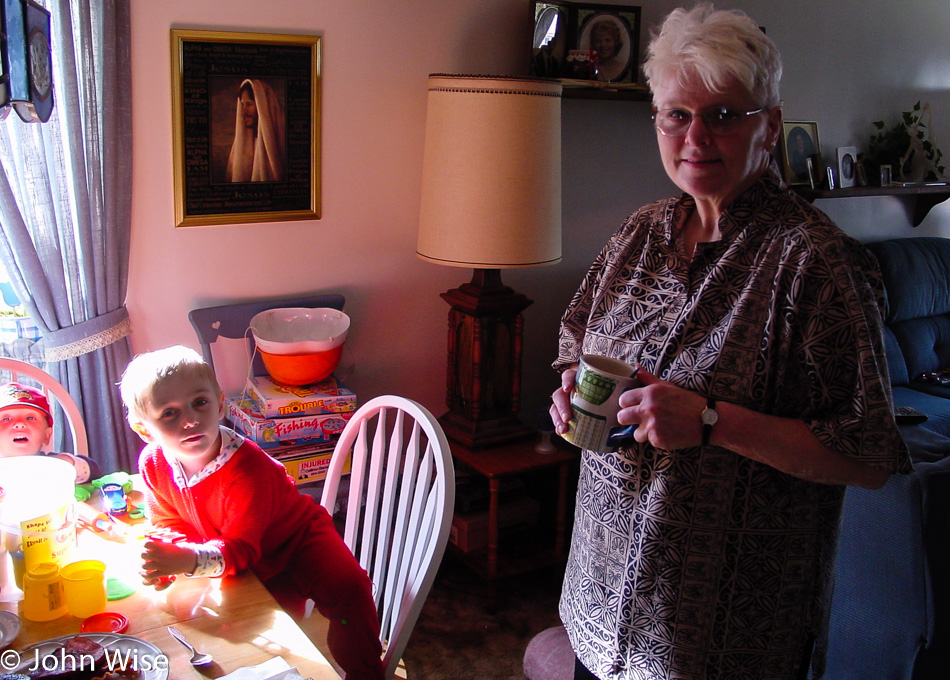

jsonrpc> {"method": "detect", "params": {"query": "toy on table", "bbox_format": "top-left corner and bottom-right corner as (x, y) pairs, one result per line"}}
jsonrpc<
(73, 472), (145, 543)
(100, 482), (127, 515)
(78, 471), (145, 520)
(93, 472), (132, 516)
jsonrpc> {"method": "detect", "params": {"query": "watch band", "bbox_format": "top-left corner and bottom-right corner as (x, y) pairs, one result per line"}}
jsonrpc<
(701, 397), (718, 447)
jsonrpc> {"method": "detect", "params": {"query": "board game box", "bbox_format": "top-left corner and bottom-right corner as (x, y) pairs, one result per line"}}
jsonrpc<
(245, 375), (357, 418)
(226, 396), (352, 449)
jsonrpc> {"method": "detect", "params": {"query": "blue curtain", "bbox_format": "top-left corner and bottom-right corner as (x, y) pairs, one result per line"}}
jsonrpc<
(0, 0), (139, 472)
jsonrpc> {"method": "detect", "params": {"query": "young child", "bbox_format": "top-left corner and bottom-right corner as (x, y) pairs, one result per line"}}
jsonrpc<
(119, 346), (384, 680)
(0, 381), (101, 483)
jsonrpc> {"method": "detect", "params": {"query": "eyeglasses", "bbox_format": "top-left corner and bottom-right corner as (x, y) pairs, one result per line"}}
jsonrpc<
(652, 106), (766, 137)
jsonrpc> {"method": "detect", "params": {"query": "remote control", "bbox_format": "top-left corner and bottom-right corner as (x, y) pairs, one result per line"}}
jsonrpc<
(894, 405), (928, 425)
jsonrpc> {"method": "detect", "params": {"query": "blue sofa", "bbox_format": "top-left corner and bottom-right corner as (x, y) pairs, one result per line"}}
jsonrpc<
(819, 237), (950, 680)
(867, 237), (950, 438)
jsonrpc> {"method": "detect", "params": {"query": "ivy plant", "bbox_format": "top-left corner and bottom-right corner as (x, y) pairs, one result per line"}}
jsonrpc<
(860, 101), (945, 183)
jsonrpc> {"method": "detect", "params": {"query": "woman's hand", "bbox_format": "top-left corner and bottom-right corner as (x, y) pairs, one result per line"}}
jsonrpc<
(140, 539), (197, 589)
(619, 368), (889, 488)
(549, 365), (579, 435)
(618, 367), (707, 449)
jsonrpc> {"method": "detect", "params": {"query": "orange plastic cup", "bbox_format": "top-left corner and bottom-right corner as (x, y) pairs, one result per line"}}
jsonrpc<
(60, 559), (107, 618)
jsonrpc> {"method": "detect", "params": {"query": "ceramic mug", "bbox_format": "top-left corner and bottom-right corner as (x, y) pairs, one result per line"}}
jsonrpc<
(561, 354), (640, 453)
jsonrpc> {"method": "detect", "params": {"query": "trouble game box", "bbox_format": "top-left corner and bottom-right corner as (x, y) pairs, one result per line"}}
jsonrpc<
(245, 376), (357, 418)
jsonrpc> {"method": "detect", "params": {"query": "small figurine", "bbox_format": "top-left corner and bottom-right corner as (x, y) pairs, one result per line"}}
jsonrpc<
(89, 471), (135, 517)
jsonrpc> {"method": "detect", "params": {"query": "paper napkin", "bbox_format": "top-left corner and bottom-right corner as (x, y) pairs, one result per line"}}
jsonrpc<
(217, 656), (307, 680)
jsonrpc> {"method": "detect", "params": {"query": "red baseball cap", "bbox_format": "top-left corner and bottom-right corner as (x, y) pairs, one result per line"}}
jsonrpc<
(0, 382), (53, 424)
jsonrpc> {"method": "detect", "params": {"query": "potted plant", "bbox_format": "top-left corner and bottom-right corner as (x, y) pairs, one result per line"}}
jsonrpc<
(860, 101), (946, 185)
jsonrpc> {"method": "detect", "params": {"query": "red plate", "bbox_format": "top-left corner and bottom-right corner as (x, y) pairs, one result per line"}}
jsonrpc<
(80, 612), (129, 634)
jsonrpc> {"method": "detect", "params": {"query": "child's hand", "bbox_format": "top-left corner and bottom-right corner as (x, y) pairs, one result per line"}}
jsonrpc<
(140, 539), (197, 589)
(142, 573), (177, 591)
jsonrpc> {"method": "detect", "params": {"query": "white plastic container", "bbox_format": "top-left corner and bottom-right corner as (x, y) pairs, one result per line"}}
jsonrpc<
(0, 456), (77, 602)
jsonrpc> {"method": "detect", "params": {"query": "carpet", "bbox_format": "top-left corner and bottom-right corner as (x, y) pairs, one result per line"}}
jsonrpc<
(401, 553), (566, 679)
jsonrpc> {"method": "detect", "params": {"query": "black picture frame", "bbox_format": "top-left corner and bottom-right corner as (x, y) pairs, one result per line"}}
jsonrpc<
(531, 3), (569, 79)
(0, 0), (53, 123)
(171, 30), (321, 227)
(530, 1), (641, 84)
(780, 121), (822, 187)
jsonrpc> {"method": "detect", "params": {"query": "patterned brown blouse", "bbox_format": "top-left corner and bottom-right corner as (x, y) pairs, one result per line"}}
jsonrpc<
(555, 166), (911, 680)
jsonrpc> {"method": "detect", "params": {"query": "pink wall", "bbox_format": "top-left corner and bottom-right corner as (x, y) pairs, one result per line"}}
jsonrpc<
(128, 0), (542, 415)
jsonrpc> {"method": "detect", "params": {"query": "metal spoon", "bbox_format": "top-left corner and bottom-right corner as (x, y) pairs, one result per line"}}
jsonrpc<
(167, 625), (214, 666)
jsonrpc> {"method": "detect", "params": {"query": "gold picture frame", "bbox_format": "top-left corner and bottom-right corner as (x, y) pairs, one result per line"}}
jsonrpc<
(171, 29), (321, 227)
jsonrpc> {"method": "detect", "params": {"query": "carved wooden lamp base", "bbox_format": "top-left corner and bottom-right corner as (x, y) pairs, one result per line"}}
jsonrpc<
(439, 268), (537, 449)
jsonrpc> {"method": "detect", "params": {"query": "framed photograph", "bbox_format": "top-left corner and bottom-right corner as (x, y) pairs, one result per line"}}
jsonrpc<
(856, 163), (868, 187)
(530, 2), (641, 84)
(780, 121), (821, 187)
(880, 164), (892, 187)
(836, 146), (857, 189)
(171, 30), (321, 227)
(531, 3), (569, 79)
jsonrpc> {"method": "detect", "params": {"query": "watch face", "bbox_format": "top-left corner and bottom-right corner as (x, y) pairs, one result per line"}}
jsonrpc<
(702, 408), (719, 426)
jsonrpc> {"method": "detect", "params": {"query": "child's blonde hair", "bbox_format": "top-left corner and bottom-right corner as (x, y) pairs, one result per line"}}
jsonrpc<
(119, 345), (220, 422)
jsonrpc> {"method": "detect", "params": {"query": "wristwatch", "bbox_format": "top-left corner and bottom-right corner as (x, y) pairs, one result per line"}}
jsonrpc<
(701, 397), (718, 447)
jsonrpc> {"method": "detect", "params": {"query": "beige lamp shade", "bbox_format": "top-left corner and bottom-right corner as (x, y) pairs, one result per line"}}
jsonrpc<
(417, 74), (562, 269)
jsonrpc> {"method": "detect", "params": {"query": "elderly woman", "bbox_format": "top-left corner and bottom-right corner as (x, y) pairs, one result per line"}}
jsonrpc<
(550, 5), (911, 680)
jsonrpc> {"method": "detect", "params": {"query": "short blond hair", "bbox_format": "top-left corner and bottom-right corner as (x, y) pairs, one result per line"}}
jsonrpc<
(119, 345), (220, 423)
(643, 3), (782, 108)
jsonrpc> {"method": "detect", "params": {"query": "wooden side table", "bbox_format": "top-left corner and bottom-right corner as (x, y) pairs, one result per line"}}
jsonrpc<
(448, 436), (579, 582)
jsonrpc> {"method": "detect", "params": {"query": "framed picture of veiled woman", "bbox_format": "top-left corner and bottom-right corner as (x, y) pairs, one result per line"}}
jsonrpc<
(171, 30), (321, 227)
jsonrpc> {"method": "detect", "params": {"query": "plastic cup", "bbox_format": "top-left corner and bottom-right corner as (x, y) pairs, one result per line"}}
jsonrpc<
(60, 560), (107, 618)
(11, 549), (25, 589)
(22, 562), (66, 621)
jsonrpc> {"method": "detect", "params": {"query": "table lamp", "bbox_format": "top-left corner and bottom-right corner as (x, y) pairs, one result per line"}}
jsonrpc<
(417, 74), (562, 449)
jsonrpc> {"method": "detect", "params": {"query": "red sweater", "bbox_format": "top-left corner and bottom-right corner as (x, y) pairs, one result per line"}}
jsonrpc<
(139, 436), (326, 583)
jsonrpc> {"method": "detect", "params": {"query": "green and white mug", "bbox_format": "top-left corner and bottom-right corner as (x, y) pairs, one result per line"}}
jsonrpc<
(562, 354), (639, 453)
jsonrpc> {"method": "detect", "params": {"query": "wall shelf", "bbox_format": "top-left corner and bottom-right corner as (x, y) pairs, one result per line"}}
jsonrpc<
(791, 184), (950, 227)
(560, 81), (650, 102)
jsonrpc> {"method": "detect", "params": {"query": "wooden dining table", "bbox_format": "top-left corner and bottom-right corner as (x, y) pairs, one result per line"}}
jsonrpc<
(0, 511), (341, 679)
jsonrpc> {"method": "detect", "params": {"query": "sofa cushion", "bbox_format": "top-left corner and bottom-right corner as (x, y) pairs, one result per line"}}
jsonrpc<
(883, 325), (909, 386)
(866, 237), (950, 323)
(889, 314), (950, 380)
(893, 385), (950, 439)
(909, 379), (950, 400)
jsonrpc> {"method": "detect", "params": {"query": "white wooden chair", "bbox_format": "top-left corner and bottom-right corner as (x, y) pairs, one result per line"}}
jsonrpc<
(0, 356), (88, 458)
(319, 395), (455, 680)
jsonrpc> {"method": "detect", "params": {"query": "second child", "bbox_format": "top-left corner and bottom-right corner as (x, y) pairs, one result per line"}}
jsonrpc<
(0, 381), (101, 483)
